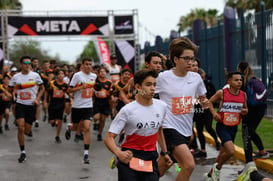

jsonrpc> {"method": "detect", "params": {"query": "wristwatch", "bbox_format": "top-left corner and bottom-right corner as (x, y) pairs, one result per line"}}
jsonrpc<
(160, 151), (169, 156)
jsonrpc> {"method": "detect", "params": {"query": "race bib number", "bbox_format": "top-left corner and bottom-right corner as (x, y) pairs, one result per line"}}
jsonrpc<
(95, 90), (107, 98)
(223, 112), (240, 126)
(111, 74), (120, 82)
(19, 92), (31, 100)
(2, 94), (10, 101)
(172, 96), (192, 115)
(81, 88), (93, 98)
(53, 90), (64, 98)
(129, 157), (153, 172)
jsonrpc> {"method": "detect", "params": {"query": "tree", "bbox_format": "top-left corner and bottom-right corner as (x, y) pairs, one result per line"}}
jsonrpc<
(226, 0), (273, 14)
(77, 41), (100, 63)
(0, 0), (22, 10)
(178, 8), (220, 32)
(9, 40), (60, 65)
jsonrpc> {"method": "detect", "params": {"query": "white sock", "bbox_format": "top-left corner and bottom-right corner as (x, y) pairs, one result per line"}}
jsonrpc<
(84, 150), (88, 155)
(22, 150), (26, 154)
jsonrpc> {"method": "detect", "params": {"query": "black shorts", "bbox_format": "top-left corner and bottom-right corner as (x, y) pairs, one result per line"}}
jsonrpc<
(117, 148), (159, 181)
(216, 122), (237, 145)
(15, 103), (36, 125)
(0, 101), (11, 115)
(163, 128), (190, 162)
(93, 98), (111, 115)
(48, 107), (64, 120)
(71, 107), (93, 124)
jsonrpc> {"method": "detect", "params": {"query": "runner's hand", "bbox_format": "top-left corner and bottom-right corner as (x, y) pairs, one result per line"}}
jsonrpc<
(213, 113), (221, 121)
(164, 155), (173, 166)
(81, 83), (87, 89)
(241, 108), (248, 116)
(117, 150), (133, 164)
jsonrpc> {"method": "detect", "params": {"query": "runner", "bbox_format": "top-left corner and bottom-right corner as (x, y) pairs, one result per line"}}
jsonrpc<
(205, 72), (248, 181)
(47, 69), (69, 143)
(104, 69), (172, 181)
(156, 37), (208, 180)
(8, 56), (44, 163)
(0, 75), (12, 133)
(40, 60), (54, 123)
(105, 54), (121, 83)
(65, 57), (97, 164)
(93, 66), (113, 141)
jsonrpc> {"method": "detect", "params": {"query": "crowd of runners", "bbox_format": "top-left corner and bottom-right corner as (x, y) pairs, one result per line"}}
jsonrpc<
(0, 37), (272, 181)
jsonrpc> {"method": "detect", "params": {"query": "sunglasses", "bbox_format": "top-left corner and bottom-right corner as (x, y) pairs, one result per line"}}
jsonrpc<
(22, 61), (31, 65)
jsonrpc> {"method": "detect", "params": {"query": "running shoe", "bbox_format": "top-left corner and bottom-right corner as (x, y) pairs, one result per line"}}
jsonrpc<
(25, 131), (33, 137)
(55, 136), (62, 144)
(18, 153), (26, 163)
(74, 134), (80, 143)
(237, 162), (257, 181)
(109, 156), (117, 169)
(65, 124), (71, 140)
(97, 134), (102, 141)
(4, 124), (9, 131)
(0, 126), (2, 134)
(253, 152), (270, 159)
(34, 120), (39, 128)
(204, 173), (214, 181)
(211, 163), (221, 181)
(80, 132), (84, 140)
(43, 115), (47, 122)
(193, 151), (207, 158)
(175, 163), (181, 173)
(83, 154), (90, 164)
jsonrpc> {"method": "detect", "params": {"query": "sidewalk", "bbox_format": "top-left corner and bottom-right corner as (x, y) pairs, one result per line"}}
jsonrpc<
(203, 131), (273, 174)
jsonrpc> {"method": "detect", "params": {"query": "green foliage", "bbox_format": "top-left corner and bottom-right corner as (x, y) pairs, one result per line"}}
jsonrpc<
(9, 40), (61, 65)
(77, 41), (99, 63)
(178, 8), (220, 32)
(0, 0), (22, 10)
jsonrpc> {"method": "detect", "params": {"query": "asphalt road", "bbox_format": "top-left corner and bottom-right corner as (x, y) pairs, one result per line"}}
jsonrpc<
(0, 114), (272, 181)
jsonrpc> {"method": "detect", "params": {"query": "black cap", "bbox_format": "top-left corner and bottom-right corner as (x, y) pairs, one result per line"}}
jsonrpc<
(110, 54), (117, 59)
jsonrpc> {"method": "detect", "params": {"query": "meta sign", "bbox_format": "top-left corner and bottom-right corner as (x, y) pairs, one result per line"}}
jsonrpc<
(8, 16), (109, 36)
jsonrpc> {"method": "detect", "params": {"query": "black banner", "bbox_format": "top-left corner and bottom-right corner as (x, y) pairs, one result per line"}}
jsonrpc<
(114, 15), (134, 35)
(8, 16), (109, 36)
(115, 40), (135, 73)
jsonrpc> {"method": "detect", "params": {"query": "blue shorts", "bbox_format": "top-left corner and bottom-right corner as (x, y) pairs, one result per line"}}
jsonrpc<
(216, 122), (237, 145)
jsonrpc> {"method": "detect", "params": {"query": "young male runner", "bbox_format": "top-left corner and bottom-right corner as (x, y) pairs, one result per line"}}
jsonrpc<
(8, 56), (44, 163)
(104, 69), (172, 181)
(47, 69), (68, 143)
(66, 57), (97, 164)
(205, 72), (248, 181)
(156, 37), (208, 180)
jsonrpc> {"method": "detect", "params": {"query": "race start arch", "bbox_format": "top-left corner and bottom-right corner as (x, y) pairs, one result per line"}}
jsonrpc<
(0, 10), (140, 72)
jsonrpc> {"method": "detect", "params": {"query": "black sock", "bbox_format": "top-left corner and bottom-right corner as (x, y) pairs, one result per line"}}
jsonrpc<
(20, 145), (25, 151)
(84, 144), (89, 150)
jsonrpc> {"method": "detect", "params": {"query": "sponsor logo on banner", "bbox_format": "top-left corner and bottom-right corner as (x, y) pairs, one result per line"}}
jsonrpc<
(114, 16), (134, 34)
(115, 20), (133, 30)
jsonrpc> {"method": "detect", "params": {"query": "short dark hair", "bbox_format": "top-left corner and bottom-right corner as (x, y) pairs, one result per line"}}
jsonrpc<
(98, 66), (108, 73)
(82, 57), (93, 64)
(120, 68), (132, 75)
(145, 51), (161, 64)
(134, 69), (158, 86)
(227, 72), (242, 80)
(20, 56), (31, 63)
(50, 59), (57, 65)
(31, 57), (38, 62)
(55, 68), (66, 76)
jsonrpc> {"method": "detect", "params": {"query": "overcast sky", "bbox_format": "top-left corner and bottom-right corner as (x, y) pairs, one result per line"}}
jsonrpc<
(19, 0), (226, 63)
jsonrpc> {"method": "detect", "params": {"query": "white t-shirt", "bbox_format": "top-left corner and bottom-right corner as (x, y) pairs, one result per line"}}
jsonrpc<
(156, 70), (207, 136)
(9, 71), (43, 106)
(69, 71), (97, 108)
(109, 99), (167, 151)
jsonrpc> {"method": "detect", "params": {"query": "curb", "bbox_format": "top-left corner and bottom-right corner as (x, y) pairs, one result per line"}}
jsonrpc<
(203, 131), (273, 174)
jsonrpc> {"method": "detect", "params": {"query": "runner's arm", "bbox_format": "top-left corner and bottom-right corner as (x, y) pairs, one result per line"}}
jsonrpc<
(241, 92), (248, 115)
(104, 132), (133, 164)
(157, 127), (173, 166)
(208, 90), (223, 121)
(119, 78), (134, 104)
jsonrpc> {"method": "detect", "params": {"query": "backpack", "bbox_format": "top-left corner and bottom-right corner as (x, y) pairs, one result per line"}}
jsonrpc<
(246, 77), (267, 106)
